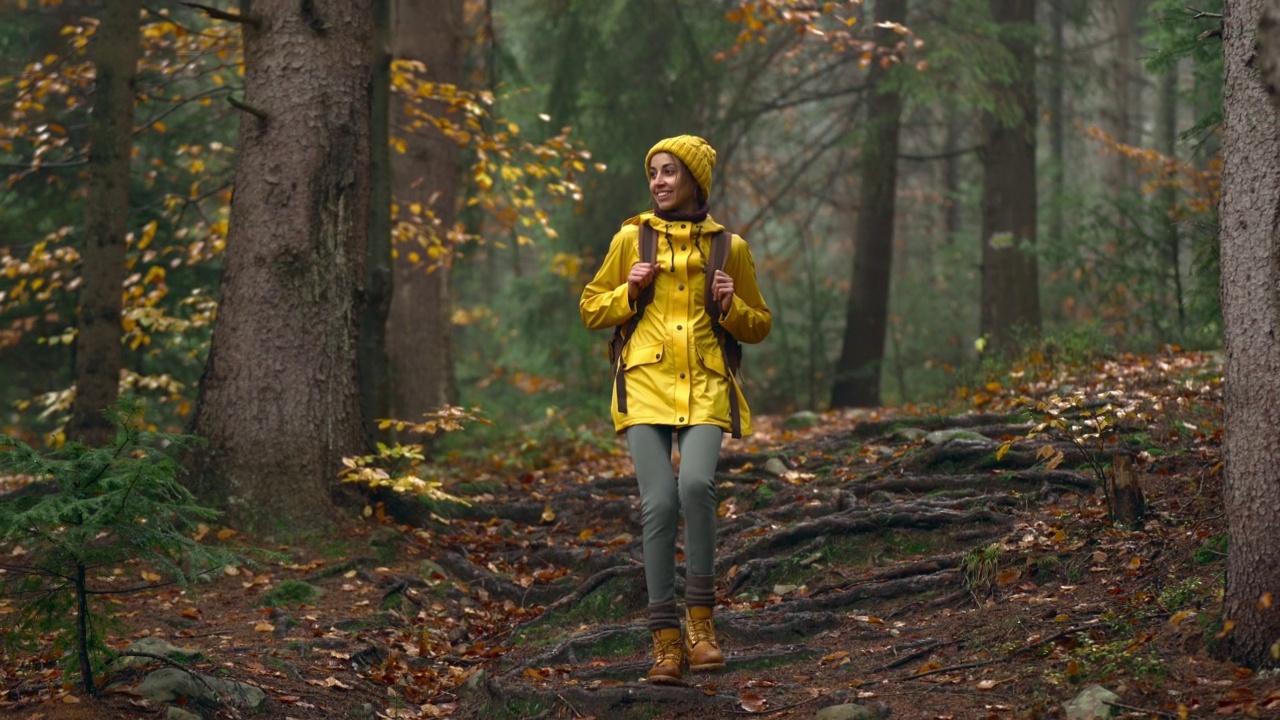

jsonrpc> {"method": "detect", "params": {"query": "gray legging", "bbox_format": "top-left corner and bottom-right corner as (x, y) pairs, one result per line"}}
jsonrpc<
(626, 424), (723, 627)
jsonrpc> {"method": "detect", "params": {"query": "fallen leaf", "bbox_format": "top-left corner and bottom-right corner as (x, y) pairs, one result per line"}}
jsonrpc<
(216, 528), (236, 540)
(141, 571), (162, 583)
(739, 693), (768, 712)
(193, 523), (209, 542)
(254, 622), (275, 632)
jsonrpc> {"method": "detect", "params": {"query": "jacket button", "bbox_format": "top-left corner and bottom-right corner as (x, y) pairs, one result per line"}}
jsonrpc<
(680, 224), (687, 229)
(656, 353), (661, 359)
(678, 285), (685, 291)
(679, 417), (685, 422)
(680, 373), (686, 379)
(676, 325), (682, 330)
(682, 245), (687, 251)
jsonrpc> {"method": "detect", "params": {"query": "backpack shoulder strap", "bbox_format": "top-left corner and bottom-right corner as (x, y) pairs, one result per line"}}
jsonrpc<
(639, 222), (657, 265)
(612, 222), (658, 415)
(704, 231), (743, 439)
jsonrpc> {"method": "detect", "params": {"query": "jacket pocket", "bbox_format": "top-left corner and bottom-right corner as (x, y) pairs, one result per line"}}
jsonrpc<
(696, 342), (728, 378)
(623, 341), (666, 371)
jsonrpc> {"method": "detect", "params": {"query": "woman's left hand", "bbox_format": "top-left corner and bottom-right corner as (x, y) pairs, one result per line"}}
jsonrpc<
(712, 270), (734, 314)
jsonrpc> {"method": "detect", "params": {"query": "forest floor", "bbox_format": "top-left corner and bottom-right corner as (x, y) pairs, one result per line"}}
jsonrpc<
(3, 348), (1278, 720)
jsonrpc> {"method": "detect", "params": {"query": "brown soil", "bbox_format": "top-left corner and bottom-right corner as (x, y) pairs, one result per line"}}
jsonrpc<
(4, 350), (1276, 720)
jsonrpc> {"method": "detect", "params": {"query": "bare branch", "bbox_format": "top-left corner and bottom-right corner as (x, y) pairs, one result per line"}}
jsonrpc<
(227, 96), (268, 121)
(181, 2), (261, 29)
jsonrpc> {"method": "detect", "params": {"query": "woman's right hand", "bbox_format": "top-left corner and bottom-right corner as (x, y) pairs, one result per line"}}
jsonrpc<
(627, 262), (657, 301)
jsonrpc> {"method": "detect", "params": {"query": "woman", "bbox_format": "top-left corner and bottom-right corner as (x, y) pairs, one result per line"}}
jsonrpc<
(579, 135), (771, 684)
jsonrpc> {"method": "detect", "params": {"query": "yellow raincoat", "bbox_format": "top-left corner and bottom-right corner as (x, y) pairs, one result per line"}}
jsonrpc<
(580, 212), (771, 436)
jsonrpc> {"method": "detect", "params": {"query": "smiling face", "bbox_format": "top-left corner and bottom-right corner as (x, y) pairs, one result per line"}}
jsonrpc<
(648, 152), (699, 214)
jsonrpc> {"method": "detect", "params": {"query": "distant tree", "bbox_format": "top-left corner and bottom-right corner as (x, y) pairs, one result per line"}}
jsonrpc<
(1220, 0), (1280, 669)
(68, 0), (141, 445)
(385, 0), (463, 424)
(188, 1), (374, 535)
(979, 0), (1040, 355)
(830, 0), (907, 409)
(361, 0), (393, 438)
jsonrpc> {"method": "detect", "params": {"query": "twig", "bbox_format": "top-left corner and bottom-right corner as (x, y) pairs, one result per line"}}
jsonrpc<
(1104, 699), (1178, 718)
(893, 626), (1080, 681)
(1185, 6), (1223, 20)
(227, 97), (268, 121)
(557, 693), (585, 719)
(181, 2), (261, 28)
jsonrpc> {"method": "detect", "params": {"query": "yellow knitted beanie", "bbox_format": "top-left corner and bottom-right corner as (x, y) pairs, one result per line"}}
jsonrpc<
(645, 135), (717, 202)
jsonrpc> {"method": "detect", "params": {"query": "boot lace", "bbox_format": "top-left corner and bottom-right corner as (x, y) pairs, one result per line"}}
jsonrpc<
(654, 634), (683, 664)
(687, 617), (719, 648)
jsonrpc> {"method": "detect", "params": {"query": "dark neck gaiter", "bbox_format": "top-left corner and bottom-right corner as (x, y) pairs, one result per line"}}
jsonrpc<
(654, 201), (710, 224)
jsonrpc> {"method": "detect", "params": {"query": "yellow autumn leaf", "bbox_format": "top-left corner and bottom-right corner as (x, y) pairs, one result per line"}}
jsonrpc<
(141, 571), (162, 582)
(254, 622), (275, 632)
(541, 506), (556, 523)
(137, 220), (158, 250)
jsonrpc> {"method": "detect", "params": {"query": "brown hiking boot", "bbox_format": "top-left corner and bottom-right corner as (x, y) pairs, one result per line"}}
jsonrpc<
(685, 606), (726, 671)
(648, 628), (685, 684)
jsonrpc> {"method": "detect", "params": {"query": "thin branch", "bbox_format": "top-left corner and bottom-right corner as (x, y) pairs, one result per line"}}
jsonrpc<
(227, 96), (268, 121)
(135, 86), (234, 136)
(892, 626), (1081, 681)
(1185, 6), (1222, 20)
(181, 2), (261, 28)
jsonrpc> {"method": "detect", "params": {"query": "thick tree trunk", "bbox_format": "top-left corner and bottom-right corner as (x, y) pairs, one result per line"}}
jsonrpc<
(69, 0), (141, 445)
(189, 0), (373, 536)
(385, 0), (462, 423)
(830, 0), (907, 409)
(1221, 0), (1280, 669)
(979, 0), (1040, 355)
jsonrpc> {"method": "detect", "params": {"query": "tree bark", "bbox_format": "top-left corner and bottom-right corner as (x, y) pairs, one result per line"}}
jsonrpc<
(69, 0), (141, 445)
(385, 0), (462, 425)
(830, 0), (907, 408)
(1158, 61), (1185, 335)
(189, 0), (374, 536)
(361, 0), (393, 438)
(1221, 0), (1280, 669)
(1047, 0), (1066, 250)
(979, 0), (1040, 355)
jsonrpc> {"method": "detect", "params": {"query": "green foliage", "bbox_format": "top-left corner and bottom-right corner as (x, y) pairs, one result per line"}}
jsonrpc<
(961, 543), (1002, 598)
(0, 399), (240, 694)
(1193, 533), (1227, 565)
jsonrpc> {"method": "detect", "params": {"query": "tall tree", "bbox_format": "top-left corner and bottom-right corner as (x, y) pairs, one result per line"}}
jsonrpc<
(979, 0), (1040, 355)
(361, 0), (393, 437)
(1221, 0), (1280, 669)
(385, 0), (462, 423)
(830, 0), (907, 408)
(189, 0), (374, 535)
(68, 0), (142, 445)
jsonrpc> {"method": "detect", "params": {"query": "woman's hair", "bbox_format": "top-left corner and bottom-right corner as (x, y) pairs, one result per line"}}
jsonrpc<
(652, 156), (706, 210)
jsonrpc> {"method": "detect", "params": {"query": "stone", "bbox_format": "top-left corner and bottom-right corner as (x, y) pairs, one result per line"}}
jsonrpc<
(815, 702), (883, 720)
(136, 668), (266, 709)
(892, 427), (928, 442)
(1063, 684), (1121, 720)
(763, 457), (790, 476)
(166, 707), (202, 720)
(113, 637), (202, 669)
(923, 429), (991, 446)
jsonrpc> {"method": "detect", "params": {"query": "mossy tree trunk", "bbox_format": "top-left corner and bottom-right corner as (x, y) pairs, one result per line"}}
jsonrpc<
(385, 0), (462, 424)
(979, 0), (1040, 355)
(830, 0), (907, 409)
(69, 0), (142, 446)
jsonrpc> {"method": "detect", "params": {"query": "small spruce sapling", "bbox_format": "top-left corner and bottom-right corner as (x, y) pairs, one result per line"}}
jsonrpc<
(0, 399), (241, 696)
